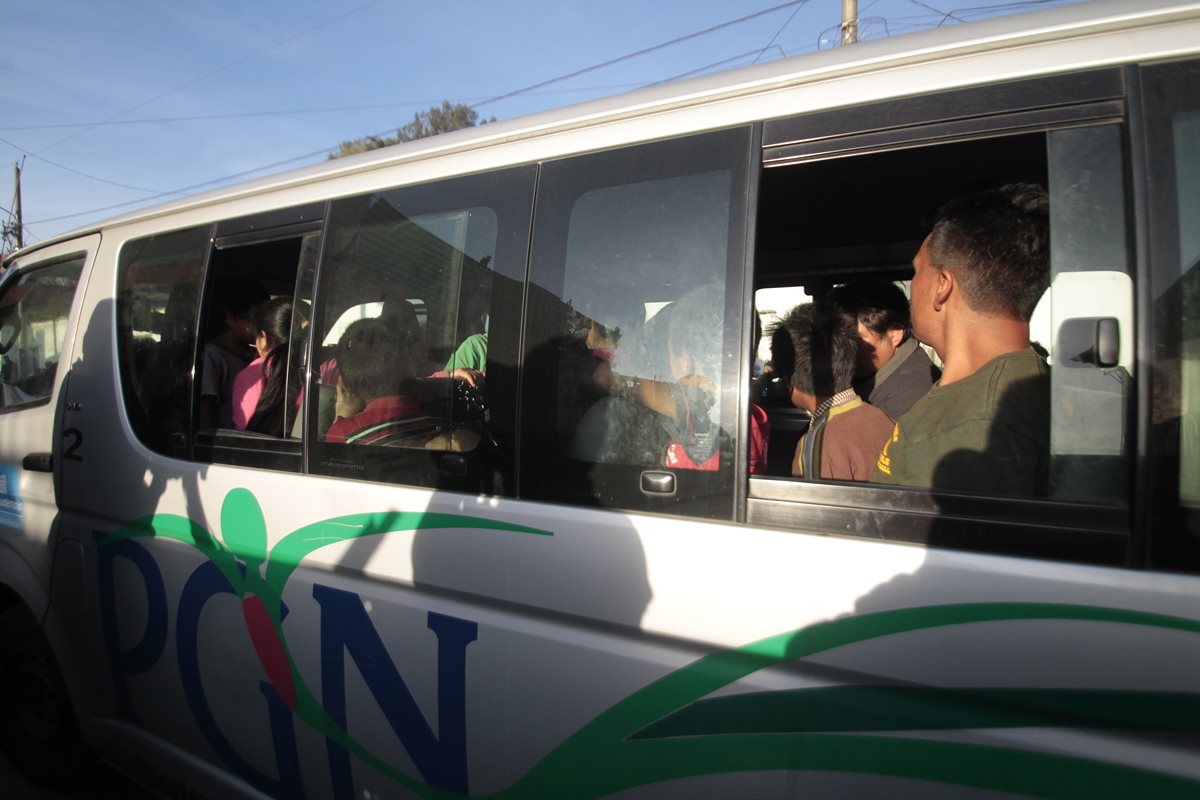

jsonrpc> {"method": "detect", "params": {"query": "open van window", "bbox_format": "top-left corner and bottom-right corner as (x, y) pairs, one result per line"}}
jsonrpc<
(748, 78), (1134, 563)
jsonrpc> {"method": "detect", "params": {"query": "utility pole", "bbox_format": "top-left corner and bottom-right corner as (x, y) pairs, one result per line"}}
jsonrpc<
(3, 159), (23, 257)
(12, 160), (22, 250)
(841, 0), (858, 45)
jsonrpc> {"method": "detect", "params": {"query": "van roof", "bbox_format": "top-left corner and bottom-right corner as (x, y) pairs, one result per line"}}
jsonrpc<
(13, 0), (1200, 258)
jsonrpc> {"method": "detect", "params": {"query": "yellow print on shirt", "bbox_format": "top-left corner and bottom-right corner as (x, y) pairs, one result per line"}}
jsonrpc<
(876, 423), (900, 475)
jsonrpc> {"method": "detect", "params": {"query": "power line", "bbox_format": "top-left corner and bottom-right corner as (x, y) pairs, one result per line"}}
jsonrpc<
(753, 1), (808, 64)
(40, 0), (388, 153)
(905, 0), (967, 24)
(28, 2), (811, 228)
(27, 0), (1074, 229)
(3, 0), (391, 206)
(470, 0), (808, 110)
(2, 83), (652, 202)
(932, 0), (1067, 25)
(26, 144), (339, 226)
(0, 83), (649, 133)
(2, 102), (450, 132)
(19, 223), (43, 245)
(647, 47), (787, 87)
(816, 0), (1071, 46)
(0, 134), (164, 193)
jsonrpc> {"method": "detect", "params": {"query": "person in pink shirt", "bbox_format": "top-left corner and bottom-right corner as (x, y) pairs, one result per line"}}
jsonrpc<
(232, 297), (298, 436)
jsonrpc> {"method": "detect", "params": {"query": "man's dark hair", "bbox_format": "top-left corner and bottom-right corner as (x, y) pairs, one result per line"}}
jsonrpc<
(926, 182), (1049, 321)
(827, 279), (911, 339)
(337, 315), (416, 400)
(770, 303), (858, 397)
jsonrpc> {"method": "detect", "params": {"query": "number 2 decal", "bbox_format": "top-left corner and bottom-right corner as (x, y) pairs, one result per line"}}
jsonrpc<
(63, 428), (83, 462)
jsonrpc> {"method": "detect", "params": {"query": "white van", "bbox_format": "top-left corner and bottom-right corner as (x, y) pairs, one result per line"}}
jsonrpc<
(1, 1), (1199, 796)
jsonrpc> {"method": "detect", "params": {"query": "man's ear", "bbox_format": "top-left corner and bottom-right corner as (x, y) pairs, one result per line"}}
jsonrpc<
(933, 268), (954, 310)
(887, 327), (906, 348)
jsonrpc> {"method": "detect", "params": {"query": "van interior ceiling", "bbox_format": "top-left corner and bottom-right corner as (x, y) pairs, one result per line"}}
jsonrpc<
(206, 236), (305, 298)
(754, 132), (1050, 294)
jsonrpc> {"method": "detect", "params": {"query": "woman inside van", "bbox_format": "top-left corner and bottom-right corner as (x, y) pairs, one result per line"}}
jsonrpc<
(232, 297), (301, 436)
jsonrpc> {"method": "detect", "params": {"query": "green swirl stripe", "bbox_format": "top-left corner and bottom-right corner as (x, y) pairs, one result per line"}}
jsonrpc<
(99, 492), (1200, 799)
(502, 603), (1200, 799)
(500, 732), (1200, 799)
(630, 687), (1200, 738)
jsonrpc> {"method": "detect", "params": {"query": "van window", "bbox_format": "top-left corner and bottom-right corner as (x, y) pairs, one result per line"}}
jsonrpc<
(117, 226), (209, 458)
(191, 226), (321, 469)
(307, 166), (535, 492)
(1143, 57), (1200, 564)
(750, 74), (1133, 563)
(757, 127), (1131, 500)
(117, 216), (323, 467)
(0, 256), (84, 410)
(521, 128), (753, 519)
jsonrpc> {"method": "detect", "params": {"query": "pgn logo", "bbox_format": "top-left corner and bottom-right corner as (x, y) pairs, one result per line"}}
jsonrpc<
(96, 537), (477, 799)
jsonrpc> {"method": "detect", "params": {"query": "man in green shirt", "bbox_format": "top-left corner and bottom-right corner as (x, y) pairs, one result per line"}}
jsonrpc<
(871, 183), (1050, 495)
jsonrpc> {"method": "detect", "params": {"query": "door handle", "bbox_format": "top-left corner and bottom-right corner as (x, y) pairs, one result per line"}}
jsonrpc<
(22, 452), (53, 472)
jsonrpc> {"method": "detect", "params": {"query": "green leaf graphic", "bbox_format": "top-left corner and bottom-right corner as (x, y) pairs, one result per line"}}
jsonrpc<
(98, 492), (1200, 800)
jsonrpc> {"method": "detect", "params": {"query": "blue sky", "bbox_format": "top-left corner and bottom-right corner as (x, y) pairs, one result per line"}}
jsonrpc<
(1, 0), (1084, 244)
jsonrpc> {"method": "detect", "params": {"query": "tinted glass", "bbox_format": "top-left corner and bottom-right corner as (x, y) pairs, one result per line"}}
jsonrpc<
(308, 166), (534, 493)
(1143, 58), (1200, 553)
(0, 257), (84, 410)
(521, 128), (753, 519)
(116, 226), (209, 457)
(1042, 124), (1131, 502)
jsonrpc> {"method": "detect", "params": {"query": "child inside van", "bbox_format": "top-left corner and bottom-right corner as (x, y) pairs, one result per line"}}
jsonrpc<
(199, 277), (269, 430)
(325, 314), (423, 445)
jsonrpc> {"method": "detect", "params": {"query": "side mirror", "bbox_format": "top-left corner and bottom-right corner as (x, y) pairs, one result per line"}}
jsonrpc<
(1058, 317), (1119, 369)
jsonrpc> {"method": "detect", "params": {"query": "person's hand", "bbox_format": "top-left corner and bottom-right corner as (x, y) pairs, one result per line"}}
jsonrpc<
(680, 373), (715, 393)
(449, 367), (484, 389)
(335, 377), (365, 419)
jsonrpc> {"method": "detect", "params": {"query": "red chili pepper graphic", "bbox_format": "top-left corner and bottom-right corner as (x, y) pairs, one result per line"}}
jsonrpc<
(242, 594), (296, 710)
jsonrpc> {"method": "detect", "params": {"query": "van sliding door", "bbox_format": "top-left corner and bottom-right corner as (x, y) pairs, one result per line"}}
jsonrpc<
(0, 235), (96, 610)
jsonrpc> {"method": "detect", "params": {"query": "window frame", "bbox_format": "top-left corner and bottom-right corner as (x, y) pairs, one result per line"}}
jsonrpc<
(748, 66), (1138, 567)
(518, 126), (757, 521)
(304, 164), (536, 495)
(190, 206), (326, 472)
(0, 253), (88, 414)
(115, 224), (212, 460)
(1134, 56), (1200, 572)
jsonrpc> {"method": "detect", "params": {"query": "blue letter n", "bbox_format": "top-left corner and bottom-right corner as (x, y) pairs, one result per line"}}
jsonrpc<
(314, 584), (477, 795)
